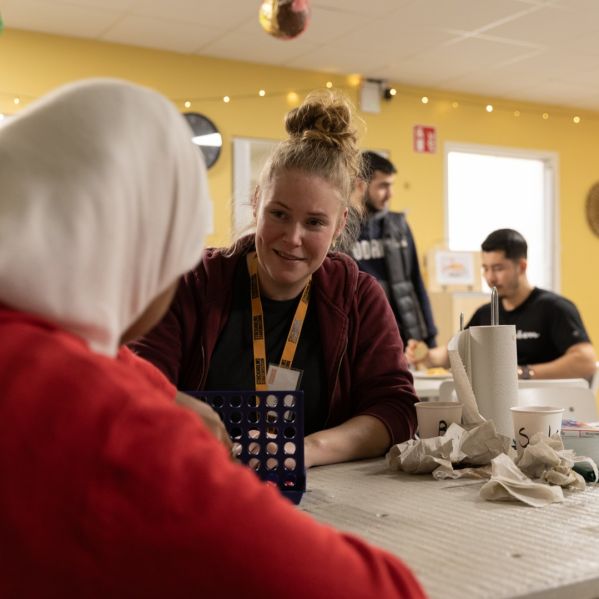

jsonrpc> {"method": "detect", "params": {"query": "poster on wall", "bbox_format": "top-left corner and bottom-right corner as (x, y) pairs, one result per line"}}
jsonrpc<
(434, 250), (476, 286)
(413, 125), (436, 153)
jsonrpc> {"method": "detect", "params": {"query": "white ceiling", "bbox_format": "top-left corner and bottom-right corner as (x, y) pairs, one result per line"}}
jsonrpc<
(4, 0), (599, 111)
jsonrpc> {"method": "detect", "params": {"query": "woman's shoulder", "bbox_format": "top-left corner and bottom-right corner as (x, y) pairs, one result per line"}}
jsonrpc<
(316, 252), (358, 287)
(180, 240), (249, 296)
(315, 252), (385, 310)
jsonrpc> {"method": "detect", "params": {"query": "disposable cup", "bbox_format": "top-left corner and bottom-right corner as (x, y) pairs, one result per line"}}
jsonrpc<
(415, 401), (463, 439)
(510, 405), (564, 450)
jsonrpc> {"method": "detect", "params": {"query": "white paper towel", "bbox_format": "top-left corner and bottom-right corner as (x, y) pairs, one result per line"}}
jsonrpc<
(448, 324), (518, 436)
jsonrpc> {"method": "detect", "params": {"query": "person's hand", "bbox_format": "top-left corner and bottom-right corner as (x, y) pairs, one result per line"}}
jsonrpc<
(175, 391), (232, 453)
(405, 339), (429, 367)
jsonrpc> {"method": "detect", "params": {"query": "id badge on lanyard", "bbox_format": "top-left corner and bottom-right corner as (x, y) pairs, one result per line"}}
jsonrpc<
(247, 252), (310, 391)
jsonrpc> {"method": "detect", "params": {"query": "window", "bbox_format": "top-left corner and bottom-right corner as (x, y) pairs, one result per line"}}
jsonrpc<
(446, 144), (557, 290)
(233, 137), (278, 235)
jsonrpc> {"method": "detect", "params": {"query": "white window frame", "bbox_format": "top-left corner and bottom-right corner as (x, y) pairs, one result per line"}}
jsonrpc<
(444, 142), (559, 292)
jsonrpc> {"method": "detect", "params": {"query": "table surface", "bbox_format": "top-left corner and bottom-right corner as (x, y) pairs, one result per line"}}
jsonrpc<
(301, 459), (599, 599)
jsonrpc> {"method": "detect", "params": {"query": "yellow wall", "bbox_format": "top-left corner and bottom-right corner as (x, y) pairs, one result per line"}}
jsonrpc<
(2, 28), (598, 348)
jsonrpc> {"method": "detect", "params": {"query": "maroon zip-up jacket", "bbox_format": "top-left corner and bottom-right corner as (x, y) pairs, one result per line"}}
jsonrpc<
(131, 241), (418, 445)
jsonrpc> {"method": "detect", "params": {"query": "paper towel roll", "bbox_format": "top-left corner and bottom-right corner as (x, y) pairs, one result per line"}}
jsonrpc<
(448, 324), (518, 436)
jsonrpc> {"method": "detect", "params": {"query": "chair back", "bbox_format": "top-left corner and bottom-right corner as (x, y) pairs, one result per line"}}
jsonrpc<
(517, 386), (598, 422)
(438, 380), (458, 402)
(518, 378), (588, 389)
(590, 362), (599, 395)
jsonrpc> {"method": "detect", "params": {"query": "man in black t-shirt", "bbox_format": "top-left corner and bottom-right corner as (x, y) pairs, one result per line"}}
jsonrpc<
(406, 229), (596, 380)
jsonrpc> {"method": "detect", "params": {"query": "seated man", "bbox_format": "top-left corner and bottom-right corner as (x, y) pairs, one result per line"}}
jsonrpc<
(407, 228), (597, 381)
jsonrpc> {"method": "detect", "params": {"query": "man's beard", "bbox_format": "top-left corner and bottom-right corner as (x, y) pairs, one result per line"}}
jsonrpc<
(365, 195), (384, 214)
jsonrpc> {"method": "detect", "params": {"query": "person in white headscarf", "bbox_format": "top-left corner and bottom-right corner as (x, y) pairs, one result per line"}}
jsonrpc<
(0, 79), (425, 599)
(0, 78), (209, 356)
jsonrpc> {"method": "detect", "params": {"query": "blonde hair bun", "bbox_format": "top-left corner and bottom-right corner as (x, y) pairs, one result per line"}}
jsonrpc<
(285, 91), (358, 155)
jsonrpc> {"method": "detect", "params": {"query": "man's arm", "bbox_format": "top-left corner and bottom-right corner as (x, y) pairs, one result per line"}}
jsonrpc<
(405, 339), (449, 368)
(525, 342), (597, 380)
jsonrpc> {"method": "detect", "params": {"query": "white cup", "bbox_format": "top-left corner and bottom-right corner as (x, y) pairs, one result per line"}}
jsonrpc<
(415, 401), (463, 439)
(510, 405), (564, 450)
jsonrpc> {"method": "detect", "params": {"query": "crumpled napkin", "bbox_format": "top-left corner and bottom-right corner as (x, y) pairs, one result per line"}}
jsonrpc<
(480, 433), (594, 506)
(387, 424), (598, 507)
(386, 420), (512, 477)
(480, 452), (565, 507)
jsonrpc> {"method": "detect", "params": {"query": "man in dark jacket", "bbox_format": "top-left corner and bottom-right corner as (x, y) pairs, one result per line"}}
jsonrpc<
(349, 151), (437, 348)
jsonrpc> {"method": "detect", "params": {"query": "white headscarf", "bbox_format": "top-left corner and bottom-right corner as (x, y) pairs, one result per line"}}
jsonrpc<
(0, 79), (212, 356)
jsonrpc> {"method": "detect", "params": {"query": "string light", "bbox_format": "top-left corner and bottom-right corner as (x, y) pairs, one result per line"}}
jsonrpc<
(0, 86), (592, 126)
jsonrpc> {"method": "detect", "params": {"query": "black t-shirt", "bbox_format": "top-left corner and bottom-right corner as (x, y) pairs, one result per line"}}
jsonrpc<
(205, 261), (327, 435)
(467, 287), (591, 365)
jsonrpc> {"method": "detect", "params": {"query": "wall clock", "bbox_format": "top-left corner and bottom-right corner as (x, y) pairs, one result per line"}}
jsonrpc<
(586, 182), (599, 237)
(183, 112), (222, 169)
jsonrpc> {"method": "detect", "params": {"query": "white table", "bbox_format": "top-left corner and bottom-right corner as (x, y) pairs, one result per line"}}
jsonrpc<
(301, 459), (599, 599)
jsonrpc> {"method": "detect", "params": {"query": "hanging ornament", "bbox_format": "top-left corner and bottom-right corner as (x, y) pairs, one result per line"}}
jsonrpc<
(259, 0), (311, 40)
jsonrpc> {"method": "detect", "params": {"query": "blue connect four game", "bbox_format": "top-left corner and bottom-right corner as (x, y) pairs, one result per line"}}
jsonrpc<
(187, 390), (305, 504)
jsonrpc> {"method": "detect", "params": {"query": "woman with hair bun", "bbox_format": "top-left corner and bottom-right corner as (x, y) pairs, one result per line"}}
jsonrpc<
(132, 91), (418, 468)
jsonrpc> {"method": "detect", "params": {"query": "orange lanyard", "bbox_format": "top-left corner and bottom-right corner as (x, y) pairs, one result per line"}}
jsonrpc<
(246, 252), (311, 391)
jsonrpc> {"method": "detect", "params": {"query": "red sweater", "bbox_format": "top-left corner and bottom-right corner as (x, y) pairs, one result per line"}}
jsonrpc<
(131, 242), (418, 445)
(0, 308), (426, 598)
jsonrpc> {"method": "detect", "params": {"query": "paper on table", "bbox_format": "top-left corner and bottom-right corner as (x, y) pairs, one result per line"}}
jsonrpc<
(480, 453), (564, 507)
(448, 325), (518, 436)
(387, 423), (595, 506)
(386, 420), (512, 476)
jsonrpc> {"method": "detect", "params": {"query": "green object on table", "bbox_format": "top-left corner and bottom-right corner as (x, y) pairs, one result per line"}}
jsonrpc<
(573, 461), (597, 483)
